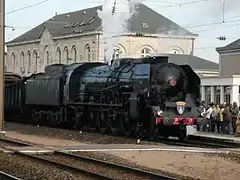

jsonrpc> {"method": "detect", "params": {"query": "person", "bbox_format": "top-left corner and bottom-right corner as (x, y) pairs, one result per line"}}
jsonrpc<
(217, 104), (224, 133)
(203, 103), (213, 132)
(196, 101), (206, 131)
(211, 103), (220, 133)
(231, 102), (239, 135)
(235, 114), (240, 137)
(222, 103), (231, 134)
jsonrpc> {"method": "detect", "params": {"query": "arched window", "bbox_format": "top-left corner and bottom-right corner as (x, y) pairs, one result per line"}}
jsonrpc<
(46, 51), (50, 64)
(20, 51), (25, 74)
(113, 47), (123, 59)
(141, 48), (151, 58)
(168, 47), (184, 54)
(56, 47), (61, 63)
(27, 51), (31, 73)
(85, 44), (91, 62)
(71, 45), (77, 62)
(44, 45), (50, 66)
(11, 53), (15, 72)
(64, 46), (69, 64)
(33, 50), (38, 73)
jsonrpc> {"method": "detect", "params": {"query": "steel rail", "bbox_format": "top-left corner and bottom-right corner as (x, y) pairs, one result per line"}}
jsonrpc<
(0, 171), (21, 180)
(54, 150), (179, 180)
(0, 137), (34, 146)
(0, 137), (179, 180)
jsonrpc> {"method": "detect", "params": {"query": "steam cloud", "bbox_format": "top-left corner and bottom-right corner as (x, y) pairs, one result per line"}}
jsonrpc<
(97, 0), (144, 64)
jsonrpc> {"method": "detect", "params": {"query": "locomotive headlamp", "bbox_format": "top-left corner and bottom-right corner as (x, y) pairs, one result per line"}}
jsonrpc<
(169, 78), (176, 86)
(157, 110), (163, 116)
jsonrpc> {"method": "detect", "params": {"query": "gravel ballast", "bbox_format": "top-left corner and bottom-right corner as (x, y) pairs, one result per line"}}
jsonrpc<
(0, 153), (92, 180)
(4, 122), (160, 145)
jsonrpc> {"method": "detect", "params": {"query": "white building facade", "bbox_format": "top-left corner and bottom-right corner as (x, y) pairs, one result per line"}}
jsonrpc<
(6, 31), (196, 76)
(201, 75), (240, 105)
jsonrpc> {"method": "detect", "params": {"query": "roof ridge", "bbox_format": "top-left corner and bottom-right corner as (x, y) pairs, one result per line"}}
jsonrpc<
(6, 3), (196, 45)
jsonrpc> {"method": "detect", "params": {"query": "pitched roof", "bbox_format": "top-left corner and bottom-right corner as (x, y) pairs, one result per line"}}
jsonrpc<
(7, 4), (196, 44)
(163, 54), (219, 70)
(216, 38), (240, 52)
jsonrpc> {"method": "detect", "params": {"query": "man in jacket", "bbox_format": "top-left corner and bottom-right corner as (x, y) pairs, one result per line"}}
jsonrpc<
(231, 102), (239, 134)
(222, 103), (231, 134)
(203, 103), (213, 132)
(211, 103), (220, 133)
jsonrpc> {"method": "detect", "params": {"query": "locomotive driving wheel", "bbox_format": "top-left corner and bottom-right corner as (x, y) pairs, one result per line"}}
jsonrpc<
(121, 111), (133, 136)
(87, 110), (98, 132)
(108, 108), (121, 136)
(98, 111), (109, 134)
(178, 125), (187, 141)
(32, 110), (44, 125)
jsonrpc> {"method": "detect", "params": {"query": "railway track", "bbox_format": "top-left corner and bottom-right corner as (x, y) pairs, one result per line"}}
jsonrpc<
(0, 171), (21, 180)
(0, 137), (179, 180)
(0, 137), (34, 147)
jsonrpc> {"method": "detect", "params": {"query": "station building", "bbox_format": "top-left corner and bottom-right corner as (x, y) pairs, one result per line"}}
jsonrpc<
(201, 38), (240, 105)
(5, 4), (198, 76)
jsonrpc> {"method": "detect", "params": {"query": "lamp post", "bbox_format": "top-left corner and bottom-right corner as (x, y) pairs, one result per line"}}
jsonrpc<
(0, 0), (5, 134)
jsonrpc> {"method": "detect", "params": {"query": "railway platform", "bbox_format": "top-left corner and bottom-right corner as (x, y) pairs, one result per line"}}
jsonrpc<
(188, 130), (240, 144)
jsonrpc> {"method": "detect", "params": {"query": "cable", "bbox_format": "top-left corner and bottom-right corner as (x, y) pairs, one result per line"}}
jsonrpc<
(6, 0), (53, 15)
(5, 16), (240, 42)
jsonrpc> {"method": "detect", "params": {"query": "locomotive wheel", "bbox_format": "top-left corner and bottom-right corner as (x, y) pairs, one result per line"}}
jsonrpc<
(178, 127), (187, 141)
(108, 109), (121, 136)
(71, 111), (81, 130)
(32, 110), (44, 125)
(121, 112), (133, 136)
(49, 114), (58, 127)
(88, 111), (98, 132)
(98, 111), (109, 134)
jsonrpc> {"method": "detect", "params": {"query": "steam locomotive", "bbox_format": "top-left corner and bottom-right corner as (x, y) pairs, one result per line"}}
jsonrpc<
(4, 55), (203, 140)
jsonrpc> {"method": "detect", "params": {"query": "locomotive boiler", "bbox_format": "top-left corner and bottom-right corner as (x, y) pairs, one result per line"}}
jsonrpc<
(5, 55), (203, 140)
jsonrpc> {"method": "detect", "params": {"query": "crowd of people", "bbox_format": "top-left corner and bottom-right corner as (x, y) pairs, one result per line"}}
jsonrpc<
(197, 101), (240, 137)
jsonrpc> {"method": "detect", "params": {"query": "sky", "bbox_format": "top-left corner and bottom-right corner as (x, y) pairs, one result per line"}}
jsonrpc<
(5, 0), (240, 63)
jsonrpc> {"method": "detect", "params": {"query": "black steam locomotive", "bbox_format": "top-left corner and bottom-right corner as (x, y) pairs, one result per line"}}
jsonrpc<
(4, 55), (203, 140)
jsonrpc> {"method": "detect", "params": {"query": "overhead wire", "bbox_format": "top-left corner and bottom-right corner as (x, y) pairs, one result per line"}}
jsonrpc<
(4, 15), (240, 35)
(6, 0), (53, 15)
(4, 0), (236, 52)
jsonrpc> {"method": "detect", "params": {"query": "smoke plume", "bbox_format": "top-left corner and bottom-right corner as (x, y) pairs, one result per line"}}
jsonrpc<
(97, 0), (143, 64)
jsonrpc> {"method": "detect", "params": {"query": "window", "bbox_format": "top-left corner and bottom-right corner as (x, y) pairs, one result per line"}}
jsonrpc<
(113, 47), (122, 59)
(56, 47), (61, 63)
(71, 45), (77, 62)
(224, 86), (231, 104)
(141, 48), (151, 58)
(11, 53), (15, 72)
(214, 86), (220, 104)
(142, 23), (148, 28)
(44, 45), (50, 66)
(33, 50), (38, 73)
(64, 46), (69, 62)
(85, 44), (91, 62)
(27, 51), (31, 73)
(46, 51), (50, 64)
(204, 86), (211, 105)
(20, 51), (25, 74)
(169, 49), (181, 54)
(168, 47), (184, 54)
